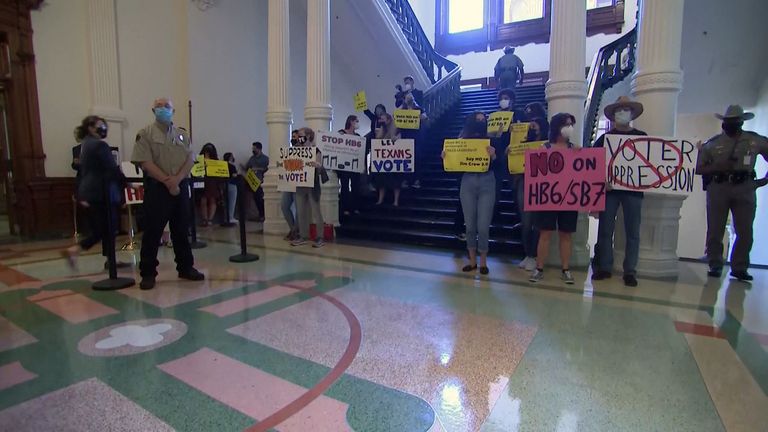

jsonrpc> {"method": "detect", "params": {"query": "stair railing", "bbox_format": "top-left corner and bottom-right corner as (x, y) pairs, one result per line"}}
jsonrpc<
(583, 26), (637, 146)
(382, 0), (462, 122)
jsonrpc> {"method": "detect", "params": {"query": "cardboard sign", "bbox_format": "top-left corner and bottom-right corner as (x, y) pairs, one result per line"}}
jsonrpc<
(317, 131), (366, 173)
(487, 111), (514, 134)
(508, 140), (546, 174)
(245, 168), (261, 192)
(524, 148), (606, 211)
(281, 146), (316, 188)
(394, 109), (421, 130)
(191, 155), (206, 177)
(370, 139), (414, 173)
(442, 139), (490, 172)
(205, 159), (230, 178)
(604, 135), (699, 195)
(124, 184), (144, 205)
(354, 91), (367, 112)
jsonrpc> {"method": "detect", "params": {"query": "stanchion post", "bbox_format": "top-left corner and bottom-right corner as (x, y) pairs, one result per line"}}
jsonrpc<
(189, 180), (207, 249)
(93, 185), (135, 291)
(220, 182), (235, 227)
(121, 203), (138, 251)
(229, 177), (259, 263)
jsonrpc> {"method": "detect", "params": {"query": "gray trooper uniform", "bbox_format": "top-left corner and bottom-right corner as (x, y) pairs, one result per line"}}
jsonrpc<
(696, 131), (768, 274)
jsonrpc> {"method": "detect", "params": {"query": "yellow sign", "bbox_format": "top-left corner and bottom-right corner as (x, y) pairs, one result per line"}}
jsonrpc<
(487, 111), (514, 134)
(394, 109), (421, 130)
(509, 122), (530, 146)
(245, 168), (261, 192)
(354, 91), (368, 112)
(508, 140), (546, 174)
(205, 159), (230, 178)
(442, 139), (491, 172)
(191, 155), (206, 177)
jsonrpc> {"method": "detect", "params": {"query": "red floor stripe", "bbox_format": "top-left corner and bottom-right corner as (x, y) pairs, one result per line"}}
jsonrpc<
(674, 321), (726, 339)
(0, 263), (39, 286)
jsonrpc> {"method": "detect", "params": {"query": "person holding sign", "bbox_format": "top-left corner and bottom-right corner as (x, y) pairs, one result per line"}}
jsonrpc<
(528, 113), (579, 285)
(591, 96), (647, 287)
(199, 143), (223, 227)
(291, 127), (326, 248)
(398, 93), (427, 189)
(443, 112), (497, 275)
(373, 113), (403, 206)
(696, 105), (768, 282)
(131, 97), (204, 290)
(245, 141), (270, 223)
(338, 115), (363, 217)
(281, 130), (300, 241)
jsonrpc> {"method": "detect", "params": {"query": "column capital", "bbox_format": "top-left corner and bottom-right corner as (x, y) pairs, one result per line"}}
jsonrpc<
(631, 70), (684, 96)
(265, 109), (293, 125)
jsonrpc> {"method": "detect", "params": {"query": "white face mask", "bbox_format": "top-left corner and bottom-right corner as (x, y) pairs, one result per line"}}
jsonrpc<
(404, 83), (412, 91)
(499, 99), (510, 109)
(560, 125), (574, 140)
(614, 109), (632, 125)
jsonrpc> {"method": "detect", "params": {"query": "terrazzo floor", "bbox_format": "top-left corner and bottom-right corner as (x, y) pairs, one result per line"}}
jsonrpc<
(0, 224), (766, 431)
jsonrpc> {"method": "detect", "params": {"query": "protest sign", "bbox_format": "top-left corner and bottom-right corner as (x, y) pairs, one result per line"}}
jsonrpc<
(317, 131), (366, 173)
(487, 111), (514, 134)
(205, 159), (230, 178)
(354, 91), (367, 112)
(245, 168), (261, 192)
(124, 185), (144, 205)
(191, 155), (206, 177)
(508, 140), (546, 174)
(524, 148), (606, 211)
(442, 139), (490, 172)
(394, 109), (421, 130)
(604, 135), (699, 195)
(281, 146), (316, 188)
(370, 139), (414, 173)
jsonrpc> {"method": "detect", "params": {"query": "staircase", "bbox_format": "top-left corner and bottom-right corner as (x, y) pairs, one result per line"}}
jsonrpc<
(337, 84), (547, 254)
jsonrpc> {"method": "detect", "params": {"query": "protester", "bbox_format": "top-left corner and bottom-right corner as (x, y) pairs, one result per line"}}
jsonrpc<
(199, 143), (222, 227)
(591, 96), (647, 287)
(338, 115), (362, 217)
(62, 116), (127, 270)
(524, 102), (547, 122)
(398, 93), (427, 189)
(245, 141), (269, 222)
(395, 75), (424, 108)
(494, 46), (525, 89)
(222, 152), (238, 224)
(529, 113), (579, 285)
(131, 97), (204, 290)
(291, 127), (326, 248)
(373, 113), (402, 206)
(282, 130), (300, 240)
(696, 105), (768, 282)
(489, 88), (526, 222)
(447, 112), (497, 275)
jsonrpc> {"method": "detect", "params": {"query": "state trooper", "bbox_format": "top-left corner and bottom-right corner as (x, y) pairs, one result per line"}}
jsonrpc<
(696, 105), (768, 282)
(131, 97), (204, 290)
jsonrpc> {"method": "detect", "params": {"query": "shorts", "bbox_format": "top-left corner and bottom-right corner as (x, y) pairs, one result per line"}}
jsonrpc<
(534, 211), (578, 233)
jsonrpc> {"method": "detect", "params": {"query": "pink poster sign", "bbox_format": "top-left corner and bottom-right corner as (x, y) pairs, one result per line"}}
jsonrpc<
(524, 148), (607, 212)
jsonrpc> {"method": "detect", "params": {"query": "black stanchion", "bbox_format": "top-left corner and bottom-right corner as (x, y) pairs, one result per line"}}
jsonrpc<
(93, 186), (135, 291)
(189, 180), (207, 249)
(229, 177), (259, 263)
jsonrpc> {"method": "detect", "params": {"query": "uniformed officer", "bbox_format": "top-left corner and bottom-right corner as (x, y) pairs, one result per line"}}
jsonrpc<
(131, 97), (204, 290)
(696, 105), (768, 282)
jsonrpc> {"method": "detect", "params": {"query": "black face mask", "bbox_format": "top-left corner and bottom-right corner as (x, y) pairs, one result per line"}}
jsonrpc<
(290, 138), (298, 146)
(96, 125), (108, 139)
(722, 121), (743, 136)
(377, 122), (385, 129)
(527, 129), (539, 141)
(475, 121), (487, 133)
(297, 136), (307, 145)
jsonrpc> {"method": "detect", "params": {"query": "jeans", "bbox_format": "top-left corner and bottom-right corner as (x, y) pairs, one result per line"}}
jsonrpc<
(281, 192), (296, 231)
(338, 171), (361, 213)
(596, 191), (643, 275)
(460, 171), (496, 253)
(513, 175), (539, 257)
(226, 183), (237, 222)
(252, 187), (265, 218)
(295, 187), (323, 240)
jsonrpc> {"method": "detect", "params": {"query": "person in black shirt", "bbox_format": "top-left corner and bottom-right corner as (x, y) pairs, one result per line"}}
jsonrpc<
(591, 96), (647, 287)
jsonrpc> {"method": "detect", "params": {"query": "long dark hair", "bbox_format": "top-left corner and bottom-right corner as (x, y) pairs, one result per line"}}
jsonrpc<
(529, 117), (548, 141)
(200, 142), (219, 159)
(344, 115), (358, 130)
(222, 152), (234, 163)
(75, 115), (106, 140)
(549, 112), (576, 143)
(460, 111), (487, 138)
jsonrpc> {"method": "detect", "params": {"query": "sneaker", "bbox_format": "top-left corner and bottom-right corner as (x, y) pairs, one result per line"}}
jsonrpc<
(591, 270), (612, 281)
(524, 258), (537, 272)
(517, 257), (530, 269)
(312, 239), (325, 248)
(139, 277), (156, 290)
(291, 238), (308, 246)
(707, 267), (722, 278)
(178, 268), (205, 281)
(529, 269), (544, 283)
(561, 270), (575, 285)
(623, 274), (638, 287)
(730, 271), (754, 282)
(412, 180), (421, 189)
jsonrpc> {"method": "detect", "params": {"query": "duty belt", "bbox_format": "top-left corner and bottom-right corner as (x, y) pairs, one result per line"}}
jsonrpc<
(711, 171), (755, 184)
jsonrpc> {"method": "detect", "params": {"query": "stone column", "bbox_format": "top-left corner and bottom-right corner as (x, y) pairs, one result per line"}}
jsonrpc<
(305, 0), (338, 229)
(263, 0), (294, 235)
(614, 0), (685, 278)
(86, 0), (126, 153)
(544, 0), (589, 267)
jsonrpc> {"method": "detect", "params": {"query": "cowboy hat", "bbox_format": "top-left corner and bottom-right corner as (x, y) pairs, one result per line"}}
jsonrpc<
(715, 105), (754, 121)
(604, 96), (643, 121)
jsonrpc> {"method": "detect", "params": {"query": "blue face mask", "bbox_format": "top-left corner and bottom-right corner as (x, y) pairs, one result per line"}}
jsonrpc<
(154, 107), (173, 123)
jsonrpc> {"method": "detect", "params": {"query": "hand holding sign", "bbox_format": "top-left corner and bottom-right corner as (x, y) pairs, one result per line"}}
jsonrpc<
(354, 91), (367, 112)
(487, 111), (513, 135)
(394, 109), (421, 130)
(443, 139), (491, 172)
(244, 169), (261, 192)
